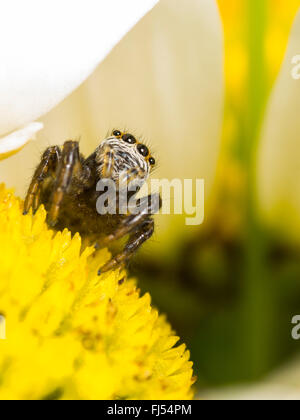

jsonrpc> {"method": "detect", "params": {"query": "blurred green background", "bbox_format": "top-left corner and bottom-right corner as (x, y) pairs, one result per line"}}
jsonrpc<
(131, 0), (300, 389)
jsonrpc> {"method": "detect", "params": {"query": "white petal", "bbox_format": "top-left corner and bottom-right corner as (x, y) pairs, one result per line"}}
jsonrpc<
(200, 384), (300, 400)
(200, 357), (300, 400)
(0, 122), (43, 158)
(257, 9), (300, 237)
(0, 0), (159, 137)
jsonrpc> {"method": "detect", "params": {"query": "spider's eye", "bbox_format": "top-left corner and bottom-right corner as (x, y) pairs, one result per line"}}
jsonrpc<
(122, 134), (136, 144)
(137, 144), (149, 157)
(113, 130), (122, 137)
(149, 157), (155, 166)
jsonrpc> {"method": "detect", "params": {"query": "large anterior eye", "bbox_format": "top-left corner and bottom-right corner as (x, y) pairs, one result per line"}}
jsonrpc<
(122, 134), (136, 144)
(137, 144), (149, 157)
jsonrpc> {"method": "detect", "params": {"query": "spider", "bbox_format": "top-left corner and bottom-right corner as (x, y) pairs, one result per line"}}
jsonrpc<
(23, 130), (161, 275)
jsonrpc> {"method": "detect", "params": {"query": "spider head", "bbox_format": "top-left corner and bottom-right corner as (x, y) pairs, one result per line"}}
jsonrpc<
(96, 130), (155, 189)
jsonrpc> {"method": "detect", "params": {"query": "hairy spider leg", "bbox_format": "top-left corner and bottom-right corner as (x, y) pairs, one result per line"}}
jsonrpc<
(98, 193), (161, 274)
(98, 218), (155, 275)
(118, 166), (147, 188)
(100, 193), (161, 247)
(48, 141), (84, 226)
(101, 143), (116, 179)
(23, 146), (62, 215)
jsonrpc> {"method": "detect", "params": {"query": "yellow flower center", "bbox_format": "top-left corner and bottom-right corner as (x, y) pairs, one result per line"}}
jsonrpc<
(0, 185), (194, 400)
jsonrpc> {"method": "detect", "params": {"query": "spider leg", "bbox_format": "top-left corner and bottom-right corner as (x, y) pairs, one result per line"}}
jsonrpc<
(118, 166), (147, 188)
(100, 193), (161, 247)
(98, 218), (155, 275)
(101, 143), (116, 179)
(23, 146), (61, 215)
(48, 141), (85, 226)
(100, 146), (146, 186)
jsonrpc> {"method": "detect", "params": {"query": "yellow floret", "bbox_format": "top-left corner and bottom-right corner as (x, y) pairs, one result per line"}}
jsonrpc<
(0, 185), (194, 400)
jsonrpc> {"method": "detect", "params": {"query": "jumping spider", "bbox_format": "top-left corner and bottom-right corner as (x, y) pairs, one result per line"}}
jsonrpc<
(24, 130), (161, 274)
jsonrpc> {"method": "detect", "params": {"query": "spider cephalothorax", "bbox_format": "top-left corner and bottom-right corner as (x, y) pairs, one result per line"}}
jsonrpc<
(23, 130), (161, 275)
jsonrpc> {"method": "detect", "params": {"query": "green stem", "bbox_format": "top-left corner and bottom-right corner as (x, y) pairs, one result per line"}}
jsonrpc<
(242, 0), (274, 379)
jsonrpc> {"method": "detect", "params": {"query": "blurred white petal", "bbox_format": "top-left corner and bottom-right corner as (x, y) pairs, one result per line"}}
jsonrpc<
(258, 8), (300, 237)
(200, 357), (300, 400)
(0, 122), (43, 159)
(0, 0), (159, 139)
(1, 0), (223, 251)
(201, 384), (300, 400)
